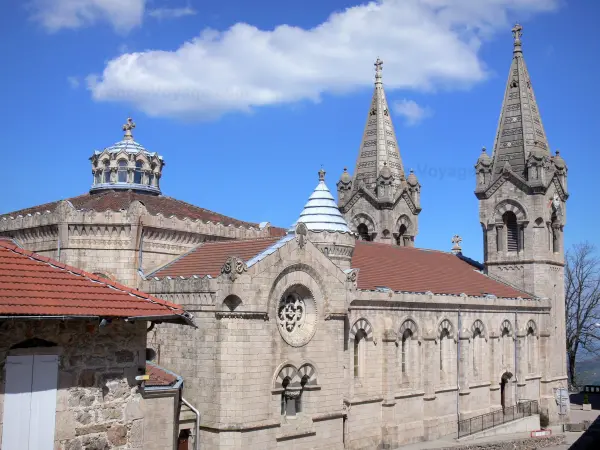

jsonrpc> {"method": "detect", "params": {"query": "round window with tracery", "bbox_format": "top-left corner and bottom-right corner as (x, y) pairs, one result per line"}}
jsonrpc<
(277, 284), (317, 347)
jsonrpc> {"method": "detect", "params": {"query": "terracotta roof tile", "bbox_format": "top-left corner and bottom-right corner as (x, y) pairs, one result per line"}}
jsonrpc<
(352, 241), (531, 299)
(145, 361), (180, 387)
(0, 240), (193, 322)
(1, 190), (287, 236)
(152, 237), (282, 278)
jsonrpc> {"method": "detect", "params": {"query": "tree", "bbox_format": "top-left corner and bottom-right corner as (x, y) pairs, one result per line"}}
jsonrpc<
(565, 242), (600, 388)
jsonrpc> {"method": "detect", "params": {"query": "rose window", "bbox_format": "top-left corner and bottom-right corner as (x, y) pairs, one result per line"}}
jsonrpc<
(276, 284), (317, 347)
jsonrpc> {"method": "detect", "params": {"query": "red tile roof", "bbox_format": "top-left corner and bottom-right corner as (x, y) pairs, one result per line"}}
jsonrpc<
(152, 237), (282, 278)
(145, 361), (180, 387)
(0, 190), (287, 236)
(0, 240), (194, 322)
(352, 241), (530, 299)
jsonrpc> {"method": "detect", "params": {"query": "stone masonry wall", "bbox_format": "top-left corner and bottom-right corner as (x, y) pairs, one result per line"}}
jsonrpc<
(0, 319), (148, 449)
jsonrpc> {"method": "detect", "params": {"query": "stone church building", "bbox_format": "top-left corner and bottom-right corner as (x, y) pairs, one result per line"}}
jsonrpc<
(1, 25), (568, 449)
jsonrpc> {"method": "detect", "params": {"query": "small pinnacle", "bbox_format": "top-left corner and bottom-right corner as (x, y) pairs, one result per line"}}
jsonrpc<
(555, 149), (560, 156)
(482, 147), (487, 153)
(343, 167), (348, 172)
(318, 167), (326, 182)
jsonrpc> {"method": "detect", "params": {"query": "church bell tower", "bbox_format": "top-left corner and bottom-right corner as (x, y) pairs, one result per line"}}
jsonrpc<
(337, 58), (421, 246)
(475, 24), (569, 422)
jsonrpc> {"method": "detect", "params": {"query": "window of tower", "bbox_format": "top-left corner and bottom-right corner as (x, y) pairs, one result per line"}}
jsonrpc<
(134, 160), (144, 184)
(503, 211), (519, 252)
(117, 159), (128, 183)
(551, 212), (559, 253)
(357, 224), (371, 241)
(103, 160), (111, 183)
(397, 224), (407, 246)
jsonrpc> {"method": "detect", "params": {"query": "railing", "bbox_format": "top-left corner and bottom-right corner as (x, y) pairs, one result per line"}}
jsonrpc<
(458, 400), (539, 438)
(582, 385), (600, 394)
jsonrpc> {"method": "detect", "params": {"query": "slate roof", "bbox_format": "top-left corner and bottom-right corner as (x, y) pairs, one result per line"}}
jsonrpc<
(352, 241), (531, 299)
(0, 190), (287, 235)
(145, 361), (181, 388)
(151, 237), (282, 278)
(0, 240), (194, 323)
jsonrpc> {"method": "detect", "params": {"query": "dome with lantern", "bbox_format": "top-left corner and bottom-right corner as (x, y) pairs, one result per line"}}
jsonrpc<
(89, 118), (165, 195)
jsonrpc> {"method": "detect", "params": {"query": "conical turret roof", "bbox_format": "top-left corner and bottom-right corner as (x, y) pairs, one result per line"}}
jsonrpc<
(490, 24), (551, 179)
(291, 169), (351, 233)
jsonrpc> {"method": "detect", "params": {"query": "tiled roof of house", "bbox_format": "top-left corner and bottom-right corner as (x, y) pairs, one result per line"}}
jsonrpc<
(151, 237), (282, 278)
(0, 190), (287, 236)
(145, 361), (181, 388)
(352, 241), (531, 299)
(0, 240), (194, 322)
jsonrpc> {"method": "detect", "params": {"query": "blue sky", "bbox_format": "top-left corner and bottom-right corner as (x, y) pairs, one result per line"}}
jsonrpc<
(0, 0), (598, 261)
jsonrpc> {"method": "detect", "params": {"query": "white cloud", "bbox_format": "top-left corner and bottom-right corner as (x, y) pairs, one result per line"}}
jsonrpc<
(393, 99), (432, 126)
(87, 0), (558, 119)
(67, 76), (80, 89)
(148, 7), (197, 20)
(29, 0), (146, 33)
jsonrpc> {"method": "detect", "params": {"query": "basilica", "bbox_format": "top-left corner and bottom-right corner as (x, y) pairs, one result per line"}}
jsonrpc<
(0, 25), (569, 449)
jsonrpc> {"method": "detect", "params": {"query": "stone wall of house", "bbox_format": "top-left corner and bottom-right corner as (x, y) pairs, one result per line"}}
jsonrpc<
(0, 319), (151, 449)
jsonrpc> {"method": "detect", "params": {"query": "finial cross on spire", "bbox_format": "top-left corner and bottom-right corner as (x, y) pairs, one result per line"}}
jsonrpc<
(512, 23), (523, 43)
(122, 117), (136, 140)
(374, 57), (383, 79)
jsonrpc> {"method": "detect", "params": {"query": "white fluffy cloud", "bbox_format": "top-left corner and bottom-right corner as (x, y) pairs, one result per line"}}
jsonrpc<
(148, 7), (197, 20)
(30, 0), (146, 33)
(393, 100), (432, 126)
(87, 0), (558, 119)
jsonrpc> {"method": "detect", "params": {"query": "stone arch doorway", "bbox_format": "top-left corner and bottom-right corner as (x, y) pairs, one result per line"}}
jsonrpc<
(500, 372), (513, 413)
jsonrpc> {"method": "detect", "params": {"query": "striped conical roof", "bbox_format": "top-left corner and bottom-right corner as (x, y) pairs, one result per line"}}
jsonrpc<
(291, 169), (351, 233)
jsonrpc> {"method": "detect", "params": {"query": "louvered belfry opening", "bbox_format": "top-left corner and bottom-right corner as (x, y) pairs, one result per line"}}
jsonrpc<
(357, 224), (371, 241)
(504, 211), (519, 252)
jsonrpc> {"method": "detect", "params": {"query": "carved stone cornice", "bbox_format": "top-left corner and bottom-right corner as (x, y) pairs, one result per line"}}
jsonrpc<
(215, 311), (269, 320)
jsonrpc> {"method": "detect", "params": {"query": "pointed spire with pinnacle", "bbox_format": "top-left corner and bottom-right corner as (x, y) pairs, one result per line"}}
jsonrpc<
(292, 169), (351, 233)
(489, 24), (551, 179)
(352, 58), (406, 191)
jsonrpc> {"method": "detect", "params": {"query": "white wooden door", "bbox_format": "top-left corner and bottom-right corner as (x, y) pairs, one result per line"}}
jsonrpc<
(1, 354), (58, 450)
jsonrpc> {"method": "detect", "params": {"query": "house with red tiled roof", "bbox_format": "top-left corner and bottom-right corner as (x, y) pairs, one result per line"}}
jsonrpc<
(0, 239), (193, 450)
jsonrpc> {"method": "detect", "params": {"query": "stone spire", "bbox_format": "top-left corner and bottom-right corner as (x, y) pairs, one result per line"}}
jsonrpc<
(352, 58), (405, 191)
(489, 24), (551, 179)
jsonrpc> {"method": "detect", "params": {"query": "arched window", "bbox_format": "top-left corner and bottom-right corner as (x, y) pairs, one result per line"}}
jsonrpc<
(527, 326), (536, 374)
(401, 329), (412, 375)
(438, 321), (455, 386)
(354, 329), (367, 379)
(472, 327), (484, 382)
(503, 211), (519, 252)
(134, 160), (144, 184)
(501, 322), (512, 370)
(551, 213), (560, 253)
(397, 224), (407, 247)
(117, 159), (128, 183)
(103, 160), (111, 183)
(357, 224), (371, 241)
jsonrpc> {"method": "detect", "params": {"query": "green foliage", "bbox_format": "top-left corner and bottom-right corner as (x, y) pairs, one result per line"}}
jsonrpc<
(584, 393), (590, 404)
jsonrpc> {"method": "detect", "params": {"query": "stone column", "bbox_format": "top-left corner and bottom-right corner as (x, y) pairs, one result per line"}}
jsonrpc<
(516, 330), (526, 403)
(381, 329), (398, 448)
(458, 329), (471, 417)
(489, 332), (500, 407)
